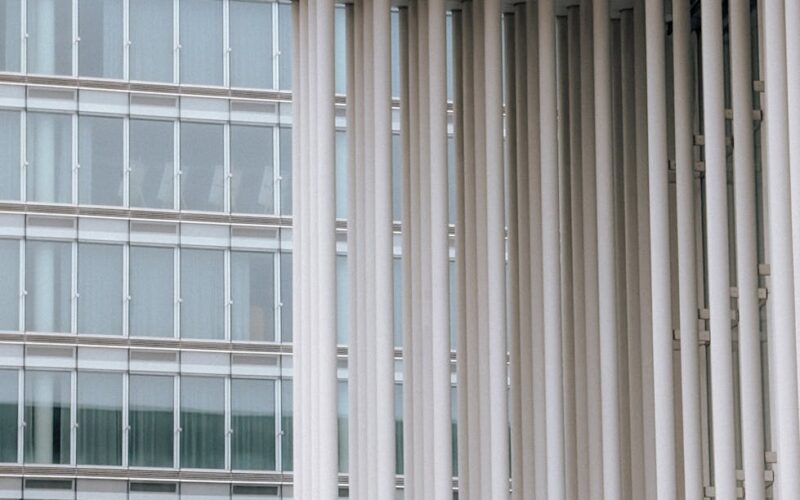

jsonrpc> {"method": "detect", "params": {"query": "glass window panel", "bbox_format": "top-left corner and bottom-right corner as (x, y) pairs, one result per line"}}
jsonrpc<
(24, 370), (70, 464)
(180, 376), (224, 469)
(231, 378), (275, 470)
(130, 119), (174, 209)
(279, 252), (292, 342)
(393, 257), (402, 348)
(451, 385), (457, 475)
(0, 0), (20, 72)
(79, 115), (123, 206)
(129, 246), (174, 337)
(0, 370), (18, 463)
(129, 374), (173, 467)
(77, 0), (122, 78)
(180, 248), (224, 340)
(26, 0), (72, 75)
(180, 122), (224, 212)
(446, 14), (453, 101)
(334, 6), (345, 95)
(78, 243), (122, 335)
(394, 383), (402, 474)
(26, 112), (71, 204)
(231, 251), (274, 342)
(25, 240), (71, 333)
(337, 380), (347, 473)
(230, 124), (274, 214)
(128, 375), (175, 467)
(392, 133), (401, 221)
(336, 255), (347, 346)
(391, 11), (399, 98)
(0, 109), (20, 201)
(448, 135), (455, 225)
(277, 3), (292, 90)
(279, 127), (292, 216)
(179, 0), (223, 86)
(0, 240), (19, 331)
(77, 372), (122, 465)
(230, 0), (272, 89)
(335, 130), (346, 219)
(449, 260), (456, 350)
(280, 380), (292, 471)
(129, 0), (173, 82)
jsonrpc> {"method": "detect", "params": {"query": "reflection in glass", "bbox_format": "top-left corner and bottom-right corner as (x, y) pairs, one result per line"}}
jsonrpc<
(231, 378), (275, 470)
(335, 130), (347, 219)
(181, 248), (224, 340)
(337, 380), (347, 473)
(78, 243), (123, 335)
(278, 3), (292, 90)
(392, 133), (401, 221)
(279, 127), (292, 216)
(79, 115), (124, 206)
(0, 370), (17, 463)
(0, 239), (19, 331)
(181, 376), (224, 469)
(336, 255), (347, 346)
(130, 119), (174, 209)
(279, 252), (292, 342)
(129, 246), (174, 337)
(27, 0), (72, 75)
(0, 109), (20, 201)
(334, 6), (345, 95)
(181, 122), (224, 212)
(129, 0), (173, 82)
(24, 370), (71, 464)
(25, 240), (71, 333)
(77, 372), (122, 465)
(129, 374), (173, 467)
(0, 0), (20, 72)
(281, 380), (292, 471)
(26, 112), (72, 204)
(394, 383), (402, 474)
(78, 0), (122, 78)
(230, 0), (272, 89)
(179, 0), (223, 85)
(393, 257), (402, 348)
(231, 251), (274, 342)
(231, 124), (273, 214)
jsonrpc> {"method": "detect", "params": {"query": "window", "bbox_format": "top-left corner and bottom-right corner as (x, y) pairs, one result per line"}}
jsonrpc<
(78, 0), (122, 78)
(281, 380), (292, 471)
(230, 124), (274, 214)
(335, 130), (347, 219)
(129, 246), (174, 338)
(130, 119), (175, 209)
(77, 372), (122, 465)
(278, 3), (292, 90)
(231, 251), (274, 342)
(24, 370), (71, 464)
(394, 383), (402, 474)
(335, 6), (345, 95)
(26, 112), (72, 204)
(0, 109), (20, 201)
(279, 252), (292, 342)
(0, 370), (17, 463)
(392, 133), (401, 221)
(231, 378), (276, 470)
(79, 115), (124, 206)
(393, 257), (402, 348)
(25, 240), (71, 333)
(391, 11), (399, 98)
(279, 127), (292, 216)
(336, 255), (347, 346)
(181, 248), (224, 340)
(0, 239), (19, 331)
(180, 122), (224, 212)
(230, 0), (272, 89)
(449, 259), (456, 350)
(337, 380), (347, 473)
(0, 0), (20, 72)
(180, 376), (224, 469)
(27, 0), (72, 75)
(129, 0), (173, 82)
(179, 0), (223, 86)
(129, 374), (174, 468)
(78, 243), (123, 336)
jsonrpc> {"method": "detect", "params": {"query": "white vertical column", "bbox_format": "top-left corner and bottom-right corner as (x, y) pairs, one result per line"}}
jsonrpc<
(644, 0), (677, 497)
(764, 1), (800, 498)
(671, 0), (703, 498)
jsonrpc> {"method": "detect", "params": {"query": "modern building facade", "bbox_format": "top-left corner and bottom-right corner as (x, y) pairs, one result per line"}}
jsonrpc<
(0, 0), (799, 499)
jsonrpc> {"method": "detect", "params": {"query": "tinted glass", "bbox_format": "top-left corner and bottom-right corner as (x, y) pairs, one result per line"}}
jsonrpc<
(25, 240), (71, 333)
(24, 370), (71, 464)
(230, 124), (274, 214)
(179, 0), (223, 85)
(26, 112), (72, 204)
(0, 109), (20, 201)
(0, 0), (20, 72)
(78, 0), (122, 78)
(79, 115), (124, 206)
(27, 0), (72, 75)
(77, 372), (122, 465)
(130, 119), (174, 209)
(180, 248), (224, 340)
(180, 376), (224, 469)
(78, 243), (123, 335)
(0, 370), (17, 463)
(231, 378), (276, 470)
(0, 239), (19, 331)
(180, 122), (224, 212)
(230, 0), (272, 89)
(129, 0), (173, 82)
(129, 374), (174, 467)
(231, 251), (274, 342)
(129, 246), (174, 338)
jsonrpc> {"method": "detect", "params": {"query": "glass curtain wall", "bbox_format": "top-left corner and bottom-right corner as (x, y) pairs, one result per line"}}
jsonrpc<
(231, 378), (275, 470)
(78, 115), (124, 206)
(129, 0), (173, 82)
(229, 0), (272, 89)
(26, 0), (72, 75)
(0, 370), (17, 463)
(129, 374), (174, 467)
(180, 376), (224, 469)
(25, 240), (71, 333)
(0, 109), (20, 201)
(77, 371), (122, 465)
(281, 380), (292, 471)
(129, 119), (174, 209)
(231, 251), (274, 342)
(180, 248), (224, 340)
(26, 112), (72, 204)
(0, 0), (20, 72)
(129, 245), (174, 338)
(180, 122), (224, 212)
(0, 239), (19, 331)
(24, 370), (71, 464)
(78, 243), (123, 336)
(77, 0), (123, 78)
(179, 0), (223, 86)
(230, 124), (274, 214)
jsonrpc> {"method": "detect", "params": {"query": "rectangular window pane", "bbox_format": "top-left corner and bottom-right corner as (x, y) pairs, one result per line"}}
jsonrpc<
(230, 124), (274, 214)
(26, 0), (72, 75)
(26, 112), (71, 204)
(279, 127), (292, 216)
(180, 248), (223, 340)
(78, 243), (122, 335)
(130, 119), (174, 209)
(277, 3), (292, 90)
(25, 240), (71, 333)
(337, 380), (347, 473)
(0, 240), (19, 331)
(180, 376), (224, 469)
(179, 0), (222, 86)
(449, 259), (456, 350)
(231, 251), (274, 342)
(24, 370), (70, 464)
(394, 383), (402, 474)
(391, 11), (399, 98)
(180, 122), (224, 212)
(129, 374), (173, 467)
(0, 109), (20, 201)
(336, 255), (347, 346)
(77, 372), (122, 465)
(334, 6), (345, 95)
(335, 130), (346, 219)
(392, 133), (401, 221)
(129, 0), (173, 82)
(448, 135), (455, 225)
(231, 378), (275, 470)
(129, 246), (174, 337)
(279, 252), (292, 342)
(78, 0), (122, 78)
(393, 256), (402, 348)
(79, 115), (123, 206)
(280, 380), (292, 471)
(0, 370), (18, 463)
(0, 0), (21, 72)
(230, 0), (272, 89)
